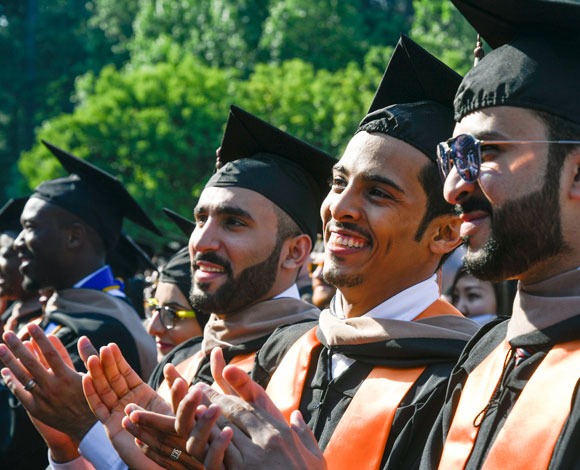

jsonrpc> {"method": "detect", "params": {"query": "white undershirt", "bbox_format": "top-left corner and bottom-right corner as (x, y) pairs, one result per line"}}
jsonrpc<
(329, 275), (439, 378)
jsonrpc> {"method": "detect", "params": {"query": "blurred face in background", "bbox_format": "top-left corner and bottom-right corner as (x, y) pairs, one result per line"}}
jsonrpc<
(451, 273), (497, 318)
(146, 281), (203, 361)
(0, 232), (24, 300)
(309, 251), (336, 309)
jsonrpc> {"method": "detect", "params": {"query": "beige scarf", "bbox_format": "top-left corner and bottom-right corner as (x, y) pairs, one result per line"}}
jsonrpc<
(507, 267), (580, 341)
(201, 297), (319, 354)
(46, 288), (157, 378)
(318, 304), (479, 346)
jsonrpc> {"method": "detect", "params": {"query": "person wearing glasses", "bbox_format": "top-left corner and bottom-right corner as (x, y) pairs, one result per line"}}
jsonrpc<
(137, 36), (479, 470)
(421, 1), (580, 469)
(145, 247), (208, 361)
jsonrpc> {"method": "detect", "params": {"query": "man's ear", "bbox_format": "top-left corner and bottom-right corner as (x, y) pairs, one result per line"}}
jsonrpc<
(65, 221), (85, 249)
(281, 234), (312, 270)
(429, 214), (462, 256)
(568, 149), (580, 201)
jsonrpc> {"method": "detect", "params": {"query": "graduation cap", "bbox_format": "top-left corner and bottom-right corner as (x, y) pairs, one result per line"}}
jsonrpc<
(106, 232), (157, 279)
(162, 207), (195, 238)
(158, 246), (210, 328)
(357, 35), (462, 161)
(31, 141), (162, 250)
(452, 0), (580, 125)
(0, 197), (28, 234)
(206, 105), (337, 244)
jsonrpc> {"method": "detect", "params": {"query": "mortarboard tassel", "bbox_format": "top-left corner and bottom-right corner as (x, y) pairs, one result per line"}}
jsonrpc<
(473, 34), (485, 66)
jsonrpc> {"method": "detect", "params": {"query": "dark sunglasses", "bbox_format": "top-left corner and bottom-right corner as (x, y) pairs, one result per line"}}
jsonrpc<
(144, 298), (196, 330)
(437, 134), (580, 183)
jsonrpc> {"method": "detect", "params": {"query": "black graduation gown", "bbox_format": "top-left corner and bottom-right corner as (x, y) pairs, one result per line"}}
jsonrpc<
(421, 315), (580, 469)
(253, 318), (476, 470)
(41, 288), (156, 378)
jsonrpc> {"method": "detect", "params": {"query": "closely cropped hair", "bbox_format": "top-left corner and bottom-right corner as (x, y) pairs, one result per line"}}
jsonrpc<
(414, 160), (456, 241)
(273, 205), (303, 242)
(415, 161), (457, 267)
(534, 110), (580, 193)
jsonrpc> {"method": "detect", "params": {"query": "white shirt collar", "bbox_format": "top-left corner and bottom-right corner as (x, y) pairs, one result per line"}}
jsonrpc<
(329, 275), (439, 379)
(273, 283), (301, 300)
(331, 274), (440, 321)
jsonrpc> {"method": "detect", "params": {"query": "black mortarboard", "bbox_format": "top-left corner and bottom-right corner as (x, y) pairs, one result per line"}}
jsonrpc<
(357, 35), (462, 161)
(31, 141), (162, 249)
(206, 105), (336, 243)
(162, 208), (195, 238)
(0, 197), (28, 234)
(107, 233), (157, 279)
(159, 246), (192, 301)
(452, 0), (580, 125)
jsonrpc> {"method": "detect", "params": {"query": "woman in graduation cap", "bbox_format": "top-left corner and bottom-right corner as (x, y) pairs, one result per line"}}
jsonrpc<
(145, 247), (209, 362)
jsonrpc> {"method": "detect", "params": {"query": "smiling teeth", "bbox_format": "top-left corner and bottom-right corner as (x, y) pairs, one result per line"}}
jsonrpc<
(200, 266), (223, 273)
(331, 234), (364, 248)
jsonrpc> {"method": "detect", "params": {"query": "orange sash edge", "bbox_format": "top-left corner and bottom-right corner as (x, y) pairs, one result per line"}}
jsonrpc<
(266, 327), (321, 423)
(323, 365), (425, 470)
(438, 341), (510, 470)
(439, 338), (580, 470)
(416, 299), (465, 320)
(157, 350), (205, 401)
(482, 338), (580, 470)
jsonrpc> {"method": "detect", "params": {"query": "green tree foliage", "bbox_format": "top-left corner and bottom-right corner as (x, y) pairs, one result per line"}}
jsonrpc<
(0, 0), (123, 199)
(410, 0), (478, 74)
(259, 0), (367, 70)
(130, 0), (269, 73)
(88, 0), (140, 58)
(17, 43), (394, 245)
(19, 54), (237, 243)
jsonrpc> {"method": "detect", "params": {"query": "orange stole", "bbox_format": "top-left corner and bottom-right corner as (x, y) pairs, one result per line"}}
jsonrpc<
(438, 338), (580, 470)
(265, 301), (461, 469)
(157, 350), (257, 401)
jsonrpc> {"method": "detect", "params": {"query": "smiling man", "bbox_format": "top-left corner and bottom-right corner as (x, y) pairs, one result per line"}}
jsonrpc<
(146, 105), (332, 397)
(243, 36), (480, 470)
(176, 36), (480, 470)
(421, 1), (580, 469)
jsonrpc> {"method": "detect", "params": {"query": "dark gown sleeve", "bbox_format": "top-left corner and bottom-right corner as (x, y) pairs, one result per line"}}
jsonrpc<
(43, 311), (141, 376)
(420, 319), (510, 469)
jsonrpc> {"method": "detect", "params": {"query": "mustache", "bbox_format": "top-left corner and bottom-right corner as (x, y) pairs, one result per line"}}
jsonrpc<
(192, 252), (232, 274)
(455, 196), (493, 217)
(326, 221), (372, 242)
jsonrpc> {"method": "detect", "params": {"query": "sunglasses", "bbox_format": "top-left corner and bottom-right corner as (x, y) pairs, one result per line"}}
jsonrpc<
(437, 134), (580, 183)
(144, 298), (196, 330)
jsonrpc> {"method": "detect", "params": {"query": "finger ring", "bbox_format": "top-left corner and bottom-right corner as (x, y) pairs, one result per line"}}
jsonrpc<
(169, 448), (182, 461)
(24, 379), (37, 391)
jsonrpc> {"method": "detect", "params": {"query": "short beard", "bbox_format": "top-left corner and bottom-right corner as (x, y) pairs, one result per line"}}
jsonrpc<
(463, 160), (570, 281)
(322, 259), (364, 288)
(189, 238), (284, 315)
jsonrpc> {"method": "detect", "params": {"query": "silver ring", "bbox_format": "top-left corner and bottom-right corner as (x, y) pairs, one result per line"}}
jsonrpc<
(169, 448), (182, 461)
(24, 379), (37, 391)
